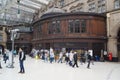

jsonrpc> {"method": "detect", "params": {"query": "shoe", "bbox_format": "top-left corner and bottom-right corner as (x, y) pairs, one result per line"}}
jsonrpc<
(18, 72), (22, 73)
(87, 67), (90, 69)
(21, 72), (25, 74)
(18, 72), (25, 74)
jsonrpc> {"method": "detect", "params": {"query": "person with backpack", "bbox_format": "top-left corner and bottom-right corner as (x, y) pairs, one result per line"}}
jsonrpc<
(18, 48), (26, 74)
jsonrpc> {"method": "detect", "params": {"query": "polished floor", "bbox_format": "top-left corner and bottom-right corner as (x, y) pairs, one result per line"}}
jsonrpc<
(0, 55), (120, 80)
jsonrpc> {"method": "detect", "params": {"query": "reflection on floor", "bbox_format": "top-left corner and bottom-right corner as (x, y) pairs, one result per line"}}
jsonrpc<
(0, 55), (120, 80)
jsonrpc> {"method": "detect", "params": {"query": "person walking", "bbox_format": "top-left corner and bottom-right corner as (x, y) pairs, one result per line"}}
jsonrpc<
(0, 48), (2, 69)
(3, 49), (9, 63)
(72, 52), (79, 68)
(69, 51), (74, 66)
(18, 48), (26, 74)
(58, 51), (63, 63)
(49, 47), (54, 63)
(87, 52), (91, 69)
(0, 56), (2, 69)
(65, 51), (69, 64)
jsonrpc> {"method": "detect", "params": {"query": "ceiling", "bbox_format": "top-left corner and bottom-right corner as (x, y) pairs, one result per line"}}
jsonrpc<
(0, 0), (51, 26)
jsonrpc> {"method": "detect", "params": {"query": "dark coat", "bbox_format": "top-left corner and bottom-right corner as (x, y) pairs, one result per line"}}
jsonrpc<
(87, 54), (91, 61)
(73, 53), (78, 61)
(19, 51), (26, 61)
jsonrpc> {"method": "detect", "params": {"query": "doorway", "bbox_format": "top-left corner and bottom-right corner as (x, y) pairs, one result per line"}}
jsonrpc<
(117, 29), (120, 61)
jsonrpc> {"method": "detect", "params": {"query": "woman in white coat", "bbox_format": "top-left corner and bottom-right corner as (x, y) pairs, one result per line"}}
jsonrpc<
(69, 51), (74, 66)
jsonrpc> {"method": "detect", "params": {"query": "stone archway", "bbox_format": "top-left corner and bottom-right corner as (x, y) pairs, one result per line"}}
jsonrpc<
(107, 22), (120, 62)
(107, 10), (120, 61)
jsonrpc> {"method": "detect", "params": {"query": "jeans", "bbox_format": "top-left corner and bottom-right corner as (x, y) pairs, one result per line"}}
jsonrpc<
(58, 58), (62, 63)
(19, 60), (25, 72)
(50, 57), (54, 63)
(87, 60), (91, 68)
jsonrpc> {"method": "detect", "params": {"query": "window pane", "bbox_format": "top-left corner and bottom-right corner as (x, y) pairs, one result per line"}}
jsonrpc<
(48, 22), (52, 34)
(56, 21), (61, 33)
(89, 3), (96, 12)
(68, 20), (74, 33)
(59, 0), (64, 7)
(81, 20), (86, 33)
(75, 20), (80, 33)
(114, 0), (120, 9)
(52, 21), (56, 34)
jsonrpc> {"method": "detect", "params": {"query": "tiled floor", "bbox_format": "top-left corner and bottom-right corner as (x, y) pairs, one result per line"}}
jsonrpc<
(0, 55), (120, 80)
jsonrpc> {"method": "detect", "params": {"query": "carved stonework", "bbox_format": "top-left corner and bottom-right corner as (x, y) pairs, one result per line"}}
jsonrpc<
(87, 0), (95, 3)
(70, 3), (83, 10)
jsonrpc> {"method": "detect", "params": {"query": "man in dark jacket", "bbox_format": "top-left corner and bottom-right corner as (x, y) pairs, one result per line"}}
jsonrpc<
(87, 52), (91, 69)
(72, 52), (79, 68)
(18, 48), (26, 73)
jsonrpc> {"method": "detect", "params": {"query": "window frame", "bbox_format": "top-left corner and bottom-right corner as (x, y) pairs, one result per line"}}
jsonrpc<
(48, 20), (61, 34)
(114, 0), (120, 9)
(68, 19), (87, 34)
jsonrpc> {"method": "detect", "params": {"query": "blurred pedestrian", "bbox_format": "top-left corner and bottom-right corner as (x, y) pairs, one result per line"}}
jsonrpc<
(49, 47), (54, 63)
(69, 51), (73, 66)
(18, 48), (26, 74)
(0, 48), (2, 69)
(65, 51), (69, 64)
(87, 52), (91, 69)
(58, 51), (63, 63)
(72, 52), (79, 68)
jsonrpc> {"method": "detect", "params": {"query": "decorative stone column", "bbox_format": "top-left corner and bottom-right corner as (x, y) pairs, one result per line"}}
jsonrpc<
(106, 12), (119, 62)
(107, 37), (118, 61)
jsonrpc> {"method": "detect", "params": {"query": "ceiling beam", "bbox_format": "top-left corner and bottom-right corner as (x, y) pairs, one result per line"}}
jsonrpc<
(29, 0), (47, 6)
(18, 2), (39, 10)
(11, 7), (35, 14)
(12, 4), (36, 13)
